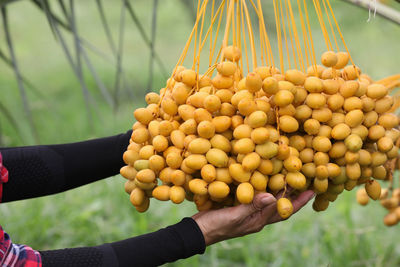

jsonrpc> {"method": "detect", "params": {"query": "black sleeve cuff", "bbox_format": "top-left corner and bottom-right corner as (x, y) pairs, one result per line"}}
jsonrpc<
(39, 217), (206, 267)
(40, 246), (113, 267)
(109, 217), (206, 266)
(174, 217), (206, 257)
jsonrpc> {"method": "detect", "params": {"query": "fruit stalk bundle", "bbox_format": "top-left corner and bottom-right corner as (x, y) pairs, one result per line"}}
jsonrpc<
(121, 0), (400, 220)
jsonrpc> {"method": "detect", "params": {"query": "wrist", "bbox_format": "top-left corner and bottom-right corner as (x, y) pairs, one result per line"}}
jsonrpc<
(192, 214), (218, 246)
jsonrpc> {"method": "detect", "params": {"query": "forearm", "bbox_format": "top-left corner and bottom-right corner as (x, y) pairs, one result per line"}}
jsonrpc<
(0, 130), (132, 202)
(39, 218), (206, 267)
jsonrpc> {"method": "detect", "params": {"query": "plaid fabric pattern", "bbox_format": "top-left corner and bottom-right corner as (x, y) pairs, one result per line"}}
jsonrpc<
(0, 152), (8, 203)
(0, 152), (42, 267)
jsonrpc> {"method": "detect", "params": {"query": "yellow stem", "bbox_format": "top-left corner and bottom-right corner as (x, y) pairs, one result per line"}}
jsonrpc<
(209, 0), (215, 66)
(242, 0), (257, 70)
(279, 0), (291, 69)
(284, 0), (298, 70)
(287, 0), (304, 72)
(240, 0), (250, 74)
(193, 0), (201, 70)
(376, 74), (400, 85)
(273, 0), (284, 73)
(326, 0), (355, 66)
(211, 0), (226, 65)
(312, 0), (332, 51)
(302, 0), (318, 71)
(296, 0), (311, 68)
(194, 0), (226, 68)
(171, 0), (208, 81)
(322, 0), (339, 51)
(195, 0), (208, 89)
(221, 0), (235, 62)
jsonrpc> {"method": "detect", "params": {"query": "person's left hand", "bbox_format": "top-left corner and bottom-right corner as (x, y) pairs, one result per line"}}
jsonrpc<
(192, 190), (315, 246)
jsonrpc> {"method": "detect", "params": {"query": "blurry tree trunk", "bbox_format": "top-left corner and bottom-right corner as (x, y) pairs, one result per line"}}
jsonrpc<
(341, 0), (400, 25)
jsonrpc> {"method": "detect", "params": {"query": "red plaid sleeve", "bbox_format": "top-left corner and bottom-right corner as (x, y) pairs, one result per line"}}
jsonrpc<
(0, 152), (42, 267)
(0, 152), (9, 203)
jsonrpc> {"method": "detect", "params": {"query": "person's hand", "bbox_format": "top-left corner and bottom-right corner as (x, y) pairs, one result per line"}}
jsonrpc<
(192, 190), (315, 245)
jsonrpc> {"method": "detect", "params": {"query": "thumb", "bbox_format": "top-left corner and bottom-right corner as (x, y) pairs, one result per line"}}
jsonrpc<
(233, 193), (276, 219)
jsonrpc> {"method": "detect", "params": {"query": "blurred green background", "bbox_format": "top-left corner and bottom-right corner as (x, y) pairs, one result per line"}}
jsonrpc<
(0, 0), (400, 266)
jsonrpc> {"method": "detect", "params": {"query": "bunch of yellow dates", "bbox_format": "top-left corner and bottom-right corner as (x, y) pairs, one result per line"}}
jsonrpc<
(121, 46), (399, 219)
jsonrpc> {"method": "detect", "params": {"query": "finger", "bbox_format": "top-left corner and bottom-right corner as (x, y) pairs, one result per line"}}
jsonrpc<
(257, 201), (278, 225)
(234, 199), (278, 235)
(232, 193), (276, 221)
(292, 190), (315, 213)
(267, 190), (315, 224)
(258, 189), (290, 225)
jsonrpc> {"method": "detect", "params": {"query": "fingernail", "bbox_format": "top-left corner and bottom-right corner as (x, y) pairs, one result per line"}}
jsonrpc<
(261, 196), (275, 206)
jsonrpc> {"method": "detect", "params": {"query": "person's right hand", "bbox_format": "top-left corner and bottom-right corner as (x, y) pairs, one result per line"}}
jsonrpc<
(192, 190), (315, 246)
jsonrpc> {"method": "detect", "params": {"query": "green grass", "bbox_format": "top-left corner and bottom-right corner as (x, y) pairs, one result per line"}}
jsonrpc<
(1, 1), (400, 266)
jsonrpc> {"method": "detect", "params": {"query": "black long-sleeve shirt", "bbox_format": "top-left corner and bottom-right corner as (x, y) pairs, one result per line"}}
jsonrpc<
(0, 131), (206, 266)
